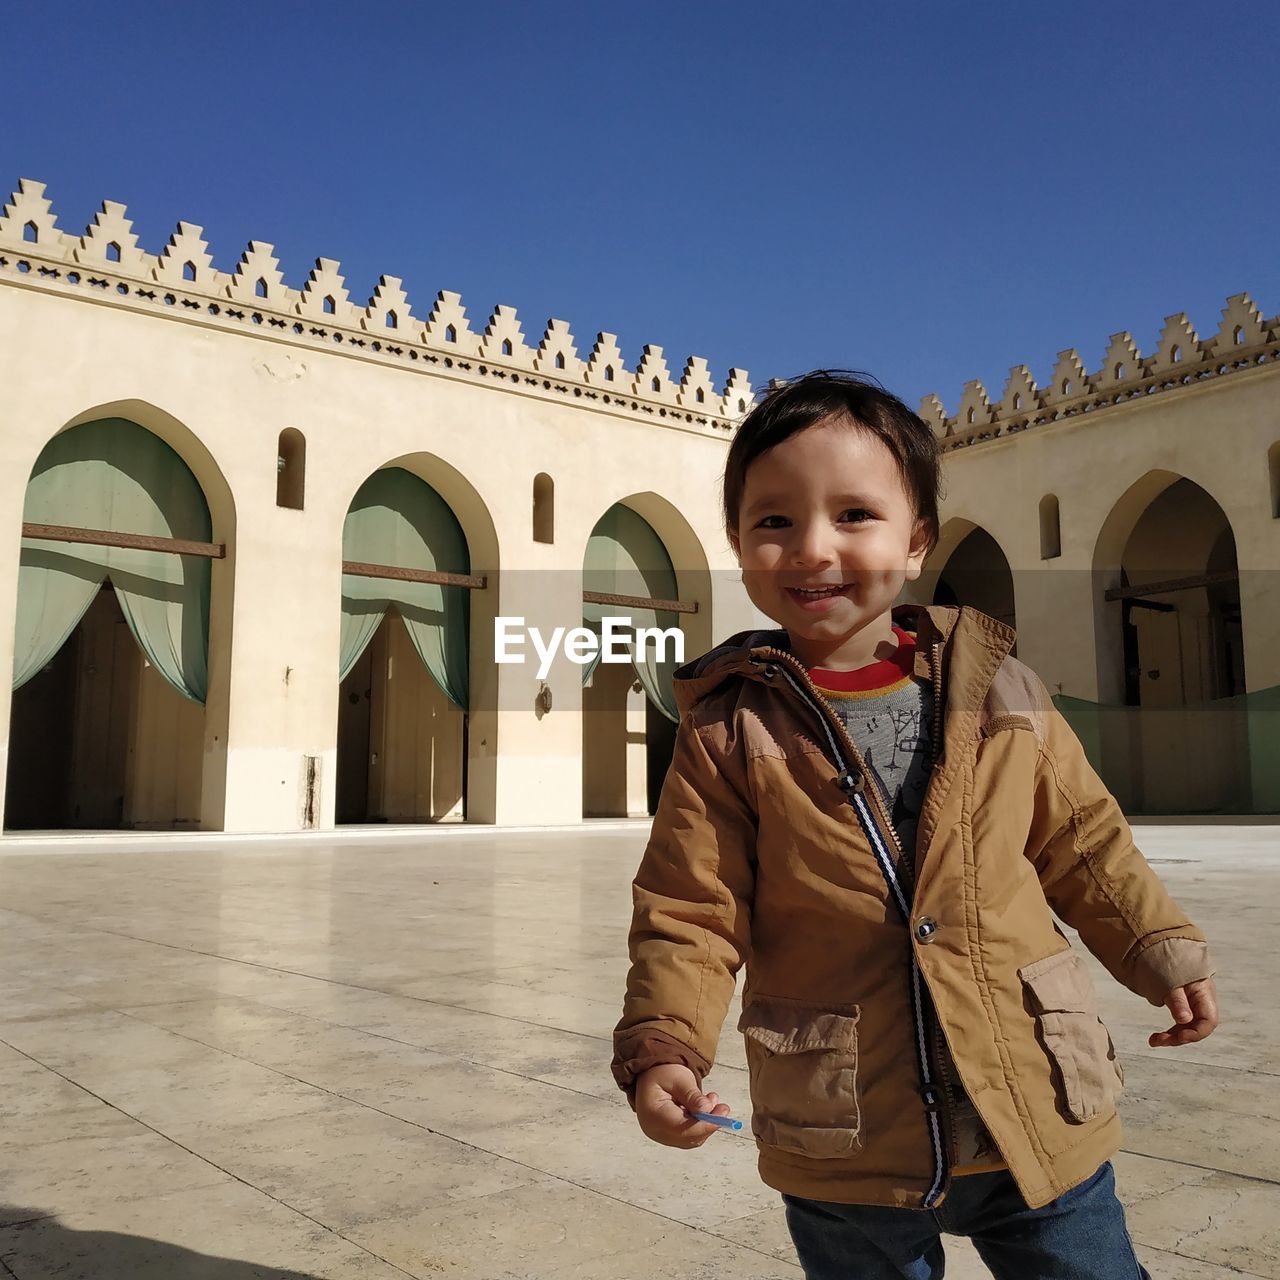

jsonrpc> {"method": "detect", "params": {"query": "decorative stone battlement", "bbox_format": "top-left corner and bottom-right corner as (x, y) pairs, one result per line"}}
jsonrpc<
(0, 179), (753, 435)
(921, 293), (1280, 451)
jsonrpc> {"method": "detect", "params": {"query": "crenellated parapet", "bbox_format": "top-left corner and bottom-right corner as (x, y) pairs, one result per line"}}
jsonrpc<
(0, 179), (753, 435)
(921, 293), (1280, 451)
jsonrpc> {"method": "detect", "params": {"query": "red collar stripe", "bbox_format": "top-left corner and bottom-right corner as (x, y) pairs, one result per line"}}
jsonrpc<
(807, 625), (917, 692)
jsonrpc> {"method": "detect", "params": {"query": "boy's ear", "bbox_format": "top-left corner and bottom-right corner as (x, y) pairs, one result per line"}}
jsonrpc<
(904, 519), (932, 582)
(727, 526), (742, 562)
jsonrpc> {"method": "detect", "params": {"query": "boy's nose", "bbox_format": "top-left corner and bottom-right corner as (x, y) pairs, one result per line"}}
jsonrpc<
(790, 525), (837, 569)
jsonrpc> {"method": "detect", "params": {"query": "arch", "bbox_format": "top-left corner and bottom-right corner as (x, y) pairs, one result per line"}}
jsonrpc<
(276, 428), (306, 510)
(1039, 494), (1061, 560)
(335, 452), (500, 826)
(919, 517), (1016, 637)
(578, 492), (714, 818)
(1091, 470), (1243, 707)
(53, 399), (237, 543)
(336, 449), (499, 576)
(1085, 470), (1246, 813)
(38, 400), (236, 829)
(533, 471), (554, 544)
(7, 408), (236, 830)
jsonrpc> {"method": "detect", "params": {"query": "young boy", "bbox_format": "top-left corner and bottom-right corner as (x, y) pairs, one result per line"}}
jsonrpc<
(611, 370), (1219, 1280)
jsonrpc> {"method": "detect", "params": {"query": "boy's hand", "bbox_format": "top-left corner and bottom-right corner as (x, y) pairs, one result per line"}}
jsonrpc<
(634, 1063), (735, 1149)
(1149, 976), (1219, 1047)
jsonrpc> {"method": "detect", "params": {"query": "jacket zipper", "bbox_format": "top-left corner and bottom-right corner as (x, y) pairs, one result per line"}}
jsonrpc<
(749, 639), (956, 1206)
(750, 644), (907, 880)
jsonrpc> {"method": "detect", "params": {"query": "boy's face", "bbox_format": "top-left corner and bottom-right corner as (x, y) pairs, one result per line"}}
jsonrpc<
(728, 415), (931, 667)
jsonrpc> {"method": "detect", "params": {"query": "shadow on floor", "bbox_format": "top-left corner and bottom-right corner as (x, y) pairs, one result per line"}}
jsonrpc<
(0, 1208), (341, 1279)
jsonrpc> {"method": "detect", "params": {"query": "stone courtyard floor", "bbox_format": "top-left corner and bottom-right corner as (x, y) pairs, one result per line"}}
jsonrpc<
(0, 821), (1273, 1279)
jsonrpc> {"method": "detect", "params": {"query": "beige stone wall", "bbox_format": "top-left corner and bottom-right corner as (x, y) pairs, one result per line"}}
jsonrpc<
(911, 298), (1280, 812)
(913, 331), (1280, 701)
(4, 179), (1274, 830)
(0, 181), (763, 834)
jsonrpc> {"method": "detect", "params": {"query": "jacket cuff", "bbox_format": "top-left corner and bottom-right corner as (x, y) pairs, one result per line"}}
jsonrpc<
(1131, 937), (1216, 1005)
(611, 1030), (711, 1111)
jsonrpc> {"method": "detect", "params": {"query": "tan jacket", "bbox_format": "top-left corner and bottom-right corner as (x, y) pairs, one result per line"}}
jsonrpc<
(612, 603), (1213, 1210)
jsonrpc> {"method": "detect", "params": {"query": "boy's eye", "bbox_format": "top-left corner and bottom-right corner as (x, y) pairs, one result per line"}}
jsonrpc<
(754, 509), (874, 529)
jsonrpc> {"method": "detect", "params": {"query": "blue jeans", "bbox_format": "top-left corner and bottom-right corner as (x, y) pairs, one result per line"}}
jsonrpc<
(783, 1162), (1151, 1279)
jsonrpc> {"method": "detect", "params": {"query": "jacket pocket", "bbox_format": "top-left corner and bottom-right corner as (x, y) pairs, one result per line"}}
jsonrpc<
(1019, 948), (1124, 1123)
(737, 995), (862, 1159)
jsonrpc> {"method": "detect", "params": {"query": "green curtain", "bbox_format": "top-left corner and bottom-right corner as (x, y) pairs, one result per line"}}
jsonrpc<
(14, 419), (212, 703)
(340, 467), (471, 711)
(1053, 686), (1280, 816)
(581, 505), (682, 722)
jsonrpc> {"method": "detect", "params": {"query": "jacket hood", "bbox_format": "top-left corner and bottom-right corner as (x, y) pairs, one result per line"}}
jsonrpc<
(671, 602), (1013, 720)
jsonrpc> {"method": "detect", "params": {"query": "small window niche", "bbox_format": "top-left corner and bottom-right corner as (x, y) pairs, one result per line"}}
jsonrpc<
(1039, 493), (1061, 559)
(277, 428), (306, 510)
(533, 472), (554, 544)
(1270, 442), (1280, 519)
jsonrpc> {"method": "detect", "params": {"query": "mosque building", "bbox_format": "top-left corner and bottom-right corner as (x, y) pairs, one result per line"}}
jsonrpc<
(1, 178), (1275, 835)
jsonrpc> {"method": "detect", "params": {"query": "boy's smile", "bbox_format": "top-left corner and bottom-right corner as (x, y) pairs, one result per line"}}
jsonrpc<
(728, 414), (931, 670)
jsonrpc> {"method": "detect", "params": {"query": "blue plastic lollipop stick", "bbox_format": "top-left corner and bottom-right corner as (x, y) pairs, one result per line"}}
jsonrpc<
(689, 1110), (743, 1131)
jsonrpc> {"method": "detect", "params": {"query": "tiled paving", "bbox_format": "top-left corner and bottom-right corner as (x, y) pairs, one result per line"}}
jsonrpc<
(0, 822), (1273, 1278)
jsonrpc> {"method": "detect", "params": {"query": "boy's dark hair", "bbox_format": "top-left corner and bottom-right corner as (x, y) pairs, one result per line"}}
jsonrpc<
(722, 369), (943, 557)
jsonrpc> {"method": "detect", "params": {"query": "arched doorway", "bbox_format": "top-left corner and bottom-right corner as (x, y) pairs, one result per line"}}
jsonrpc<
(336, 467), (473, 823)
(581, 503), (685, 818)
(6, 418), (215, 830)
(1112, 477), (1243, 707)
(924, 520), (1017, 640)
(1076, 472), (1248, 813)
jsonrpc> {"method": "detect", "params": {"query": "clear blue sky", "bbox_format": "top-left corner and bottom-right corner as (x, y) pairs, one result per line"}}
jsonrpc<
(3, 2), (1276, 412)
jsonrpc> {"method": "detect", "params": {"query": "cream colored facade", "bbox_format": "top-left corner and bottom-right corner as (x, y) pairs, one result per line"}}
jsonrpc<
(1, 178), (1276, 834)
(0, 180), (761, 834)
(907, 300), (1280, 813)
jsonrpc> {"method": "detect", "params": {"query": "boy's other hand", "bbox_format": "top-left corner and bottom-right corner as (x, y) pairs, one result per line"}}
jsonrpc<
(1149, 976), (1219, 1047)
(634, 1063), (735, 1149)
